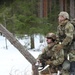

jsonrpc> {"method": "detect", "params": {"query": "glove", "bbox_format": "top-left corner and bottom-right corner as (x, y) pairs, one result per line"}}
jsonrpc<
(35, 59), (40, 66)
(55, 44), (63, 51)
(46, 60), (52, 65)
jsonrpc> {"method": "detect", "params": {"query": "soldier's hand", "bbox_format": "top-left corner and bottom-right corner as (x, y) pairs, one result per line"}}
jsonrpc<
(35, 59), (41, 66)
(46, 60), (52, 65)
(37, 59), (41, 63)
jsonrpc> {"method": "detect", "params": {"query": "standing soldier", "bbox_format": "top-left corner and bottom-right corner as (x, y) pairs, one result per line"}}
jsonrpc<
(37, 33), (64, 75)
(56, 11), (75, 75)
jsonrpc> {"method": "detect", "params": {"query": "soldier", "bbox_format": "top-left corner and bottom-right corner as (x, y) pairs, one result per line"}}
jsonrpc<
(56, 11), (75, 75)
(37, 33), (64, 75)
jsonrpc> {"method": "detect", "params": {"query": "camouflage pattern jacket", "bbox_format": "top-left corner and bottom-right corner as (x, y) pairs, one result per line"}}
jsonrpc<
(57, 20), (75, 62)
(38, 43), (64, 66)
(57, 20), (74, 47)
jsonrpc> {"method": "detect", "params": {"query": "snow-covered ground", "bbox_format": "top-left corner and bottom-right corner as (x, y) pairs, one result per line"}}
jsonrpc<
(0, 35), (46, 75)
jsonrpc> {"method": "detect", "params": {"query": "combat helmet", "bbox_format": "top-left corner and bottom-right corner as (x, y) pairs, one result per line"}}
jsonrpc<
(46, 33), (56, 41)
(59, 11), (69, 19)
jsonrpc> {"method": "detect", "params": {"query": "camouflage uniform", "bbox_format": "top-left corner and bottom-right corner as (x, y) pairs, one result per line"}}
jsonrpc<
(37, 33), (64, 75)
(57, 20), (74, 55)
(57, 11), (74, 75)
(57, 12), (74, 48)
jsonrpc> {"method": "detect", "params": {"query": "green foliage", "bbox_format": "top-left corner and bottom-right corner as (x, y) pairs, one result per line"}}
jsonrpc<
(0, 0), (59, 35)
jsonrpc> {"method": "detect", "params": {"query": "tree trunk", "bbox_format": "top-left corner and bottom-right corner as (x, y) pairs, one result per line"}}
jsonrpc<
(31, 35), (35, 49)
(70, 0), (75, 19)
(0, 24), (39, 75)
(63, 0), (67, 11)
(43, 0), (48, 17)
(38, 0), (43, 18)
(48, 0), (52, 13)
(3, 14), (8, 49)
(40, 34), (43, 43)
(59, 0), (64, 11)
(59, 0), (67, 11)
(32, 64), (39, 75)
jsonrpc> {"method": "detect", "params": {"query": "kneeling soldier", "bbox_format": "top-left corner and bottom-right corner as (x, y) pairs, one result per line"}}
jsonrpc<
(37, 33), (64, 75)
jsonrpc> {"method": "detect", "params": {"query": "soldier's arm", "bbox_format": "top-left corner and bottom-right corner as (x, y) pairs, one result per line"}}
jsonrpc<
(62, 23), (74, 46)
(51, 49), (64, 66)
(56, 26), (60, 42)
(37, 47), (47, 60)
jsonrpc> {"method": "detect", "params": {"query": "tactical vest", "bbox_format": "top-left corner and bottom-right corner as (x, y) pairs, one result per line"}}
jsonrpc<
(58, 25), (66, 42)
(43, 45), (55, 60)
(58, 20), (70, 45)
(58, 21), (75, 53)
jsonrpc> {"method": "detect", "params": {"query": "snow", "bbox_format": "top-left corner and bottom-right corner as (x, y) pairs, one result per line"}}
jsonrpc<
(0, 35), (46, 75)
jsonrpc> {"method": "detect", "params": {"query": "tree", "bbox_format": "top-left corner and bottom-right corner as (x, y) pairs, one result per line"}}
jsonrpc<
(43, 0), (48, 17)
(0, 24), (39, 75)
(70, 0), (75, 19)
(38, 0), (43, 18)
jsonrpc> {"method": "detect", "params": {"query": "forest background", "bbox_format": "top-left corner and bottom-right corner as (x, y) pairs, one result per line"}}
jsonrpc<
(0, 0), (75, 48)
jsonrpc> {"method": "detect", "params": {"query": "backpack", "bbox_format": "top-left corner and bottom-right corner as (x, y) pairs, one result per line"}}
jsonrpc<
(70, 18), (75, 41)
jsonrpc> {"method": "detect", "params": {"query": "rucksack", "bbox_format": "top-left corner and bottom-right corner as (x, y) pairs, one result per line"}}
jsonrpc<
(70, 18), (75, 41)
